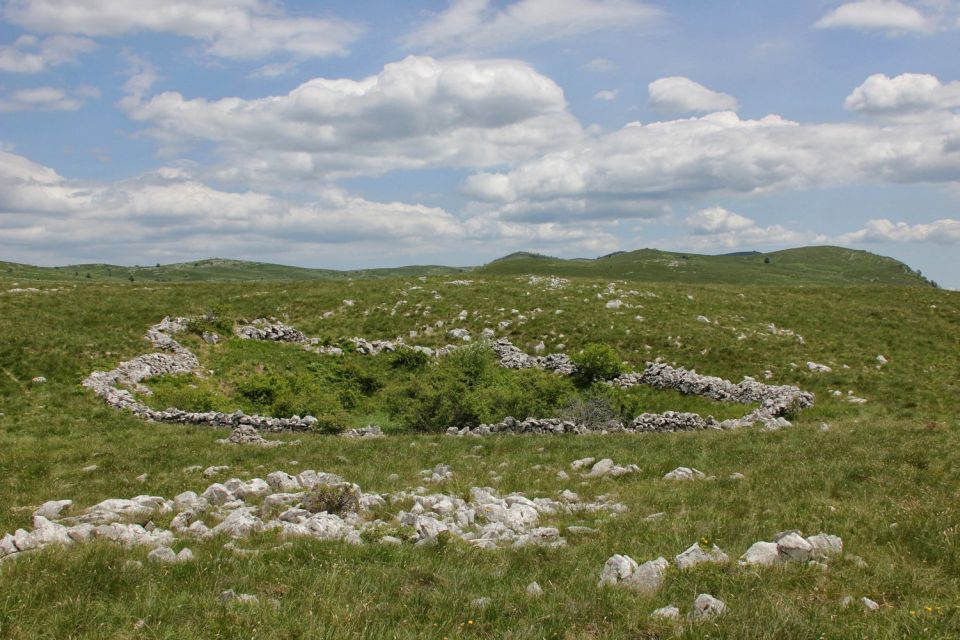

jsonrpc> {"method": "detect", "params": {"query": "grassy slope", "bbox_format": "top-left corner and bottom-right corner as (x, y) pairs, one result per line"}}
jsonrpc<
(479, 246), (933, 286)
(0, 258), (468, 283)
(0, 274), (958, 638)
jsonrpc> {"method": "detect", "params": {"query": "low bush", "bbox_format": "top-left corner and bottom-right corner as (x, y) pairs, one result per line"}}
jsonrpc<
(301, 483), (360, 515)
(571, 343), (623, 386)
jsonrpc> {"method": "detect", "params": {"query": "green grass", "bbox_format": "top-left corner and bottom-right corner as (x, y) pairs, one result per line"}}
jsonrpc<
(0, 257), (468, 283)
(1, 271), (958, 638)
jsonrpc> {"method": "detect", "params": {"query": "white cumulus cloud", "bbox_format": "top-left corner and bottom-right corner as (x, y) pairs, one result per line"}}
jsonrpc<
(0, 34), (95, 73)
(845, 73), (960, 115)
(814, 0), (935, 34)
(3, 0), (362, 60)
(837, 218), (960, 243)
(123, 55), (583, 183)
(0, 85), (95, 112)
(648, 77), (739, 114)
(676, 207), (825, 249)
(401, 0), (659, 53)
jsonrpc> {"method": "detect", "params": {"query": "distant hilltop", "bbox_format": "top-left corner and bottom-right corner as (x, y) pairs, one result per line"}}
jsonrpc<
(0, 246), (937, 287)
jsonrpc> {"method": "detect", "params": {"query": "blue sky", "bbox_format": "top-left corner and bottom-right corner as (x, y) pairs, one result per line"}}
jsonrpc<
(1, 0), (958, 287)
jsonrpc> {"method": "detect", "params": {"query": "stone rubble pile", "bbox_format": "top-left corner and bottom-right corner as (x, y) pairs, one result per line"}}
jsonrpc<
(490, 338), (577, 375)
(216, 425), (284, 447)
(235, 319), (307, 343)
(0, 468), (626, 562)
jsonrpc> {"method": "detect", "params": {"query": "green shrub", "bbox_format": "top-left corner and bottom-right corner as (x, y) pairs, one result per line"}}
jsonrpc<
(571, 343), (623, 385)
(389, 346), (430, 370)
(301, 483), (360, 515)
(385, 344), (578, 431)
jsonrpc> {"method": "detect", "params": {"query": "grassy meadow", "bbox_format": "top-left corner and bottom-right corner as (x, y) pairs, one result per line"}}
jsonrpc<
(1, 270), (959, 638)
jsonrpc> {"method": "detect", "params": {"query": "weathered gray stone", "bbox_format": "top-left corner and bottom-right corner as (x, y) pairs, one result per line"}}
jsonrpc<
(675, 542), (729, 570)
(689, 594), (727, 621)
(739, 541), (780, 566)
(34, 500), (72, 519)
(777, 532), (814, 562)
(651, 605), (680, 621)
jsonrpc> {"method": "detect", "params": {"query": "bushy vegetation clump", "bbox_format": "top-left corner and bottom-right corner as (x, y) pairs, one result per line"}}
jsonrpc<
(301, 483), (360, 515)
(571, 343), (623, 386)
(384, 343), (577, 432)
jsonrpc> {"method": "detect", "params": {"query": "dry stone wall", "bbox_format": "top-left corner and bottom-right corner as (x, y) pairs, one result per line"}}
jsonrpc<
(84, 316), (815, 435)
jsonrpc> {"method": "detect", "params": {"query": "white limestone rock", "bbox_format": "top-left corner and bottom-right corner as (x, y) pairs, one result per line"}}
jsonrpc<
(675, 542), (729, 570)
(651, 605), (680, 621)
(806, 532), (843, 559)
(739, 541), (780, 566)
(570, 457), (595, 471)
(211, 509), (264, 538)
(689, 593), (727, 621)
(663, 467), (705, 481)
(777, 532), (814, 562)
(598, 554), (638, 588)
(34, 500), (72, 520)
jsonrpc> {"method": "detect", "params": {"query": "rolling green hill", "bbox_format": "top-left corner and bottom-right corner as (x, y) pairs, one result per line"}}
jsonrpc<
(0, 246), (935, 286)
(479, 246), (934, 286)
(0, 258), (468, 283)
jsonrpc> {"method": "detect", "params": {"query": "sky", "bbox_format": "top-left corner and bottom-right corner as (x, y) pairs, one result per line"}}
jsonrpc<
(1, 0), (959, 287)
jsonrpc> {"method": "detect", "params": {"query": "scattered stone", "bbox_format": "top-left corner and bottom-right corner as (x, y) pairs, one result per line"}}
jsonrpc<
(31, 376), (47, 384)
(729, 472), (745, 480)
(218, 425), (283, 447)
(556, 470), (569, 481)
(203, 465), (230, 478)
(689, 594), (727, 621)
(651, 605), (680, 621)
(675, 542), (729, 569)
(33, 500), (72, 519)
(599, 555), (669, 594)
(526, 581), (543, 597)
(570, 458), (595, 471)
(471, 597), (491, 609)
(861, 597), (880, 611)
(663, 467), (705, 481)
(644, 512), (666, 521)
(147, 546), (193, 564)
(739, 541), (780, 566)
(807, 532), (843, 559)
(807, 361), (832, 373)
(421, 464), (453, 483)
(341, 425), (384, 439)
(220, 590), (259, 605)
(876, 355), (888, 365)
(584, 459), (638, 478)
(82, 465), (98, 473)
(136, 474), (149, 483)
(777, 532), (814, 562)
